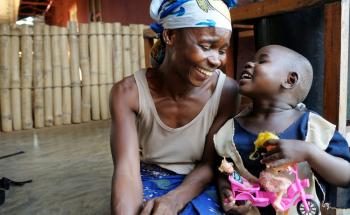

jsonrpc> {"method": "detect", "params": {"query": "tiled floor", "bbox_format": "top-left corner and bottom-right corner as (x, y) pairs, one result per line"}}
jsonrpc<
(0, 120), (113, 215)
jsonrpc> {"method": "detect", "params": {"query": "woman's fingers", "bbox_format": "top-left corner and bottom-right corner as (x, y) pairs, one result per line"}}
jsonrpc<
(140, 200), (154, 215)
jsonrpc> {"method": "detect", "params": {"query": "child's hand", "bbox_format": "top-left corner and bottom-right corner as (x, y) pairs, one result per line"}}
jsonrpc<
(260, 139), (311, 168)
(220, 187), (252, 214)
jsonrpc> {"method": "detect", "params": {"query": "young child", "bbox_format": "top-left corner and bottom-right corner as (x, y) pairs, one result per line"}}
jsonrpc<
(214, 45), (350, 215)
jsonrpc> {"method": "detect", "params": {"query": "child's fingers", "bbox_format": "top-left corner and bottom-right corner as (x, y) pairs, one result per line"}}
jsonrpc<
(266, 158), (292, 168)
(221, 188), (234, 203)
(263, 139), (279, 148)
(226, 202), (252, 214)
(261, 152), (283, 164)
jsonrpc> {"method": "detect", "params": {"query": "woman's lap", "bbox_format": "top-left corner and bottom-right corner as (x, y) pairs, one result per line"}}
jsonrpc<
(141, 163), (224, 214)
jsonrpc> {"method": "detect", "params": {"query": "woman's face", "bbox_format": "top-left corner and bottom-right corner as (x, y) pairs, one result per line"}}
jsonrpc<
(167, 27), (231, 87)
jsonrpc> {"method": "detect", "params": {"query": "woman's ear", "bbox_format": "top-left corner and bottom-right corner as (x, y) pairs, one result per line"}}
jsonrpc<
(162, 29), (174, 46)
(282, 72), (299, 89)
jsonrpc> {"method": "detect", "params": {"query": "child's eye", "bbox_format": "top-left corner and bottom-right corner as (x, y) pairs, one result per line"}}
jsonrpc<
(259, 60), (267, 64)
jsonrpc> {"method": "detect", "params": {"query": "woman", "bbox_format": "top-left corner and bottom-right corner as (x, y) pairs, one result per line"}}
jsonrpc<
(110, 0), (239, 214)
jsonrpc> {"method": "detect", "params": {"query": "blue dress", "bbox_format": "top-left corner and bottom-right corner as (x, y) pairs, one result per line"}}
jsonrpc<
(233, 111), (350, 214)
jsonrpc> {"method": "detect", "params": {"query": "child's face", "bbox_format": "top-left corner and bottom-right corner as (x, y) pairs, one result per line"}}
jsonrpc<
(238, 46), (289, 99)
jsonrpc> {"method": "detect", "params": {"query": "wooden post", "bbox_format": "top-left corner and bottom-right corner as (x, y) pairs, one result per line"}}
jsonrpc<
(113, 23), (123, 82)
(20, 25), (33, 129)
(33, 23), (45, 128)
(130, 24), (140, 73)
(122, 25), (132, 77)
(0, 24), (12, 132)
(89, 23), (100, 120)
(97, 22), (109, 120)
(143, 28), (156, 69)
(68, 21), (82, 123)
(104, 22), (114, 115)
(138, 24), (146, 69)
(51, 26), (63, 125)
(324, 2), (345, 133)
(43, 25), (53, 127)
(60, 27), (71, 124)
(10, 26), (21, 130)
(79, 23), (91, 122)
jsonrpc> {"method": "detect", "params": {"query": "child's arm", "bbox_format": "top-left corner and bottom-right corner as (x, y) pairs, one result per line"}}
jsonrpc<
(261, 138), (350, 187)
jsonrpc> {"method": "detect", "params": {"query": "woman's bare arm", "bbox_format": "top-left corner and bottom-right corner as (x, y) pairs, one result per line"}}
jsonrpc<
(110, 77), (143, 215)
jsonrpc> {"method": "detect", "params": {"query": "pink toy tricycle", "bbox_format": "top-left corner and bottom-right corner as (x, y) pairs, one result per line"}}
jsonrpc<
(228, 164), (319, 215)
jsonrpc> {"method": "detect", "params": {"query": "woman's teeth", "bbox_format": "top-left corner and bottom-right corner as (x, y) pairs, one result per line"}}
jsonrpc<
(197, 68), (212, 77)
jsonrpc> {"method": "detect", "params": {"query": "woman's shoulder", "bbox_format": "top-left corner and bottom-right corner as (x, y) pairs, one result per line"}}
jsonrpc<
(217, 72), (239, 112)
(110, 74), (139, 112)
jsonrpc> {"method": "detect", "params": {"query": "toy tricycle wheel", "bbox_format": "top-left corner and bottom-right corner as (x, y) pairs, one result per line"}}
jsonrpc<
(296, 199), (319, 215)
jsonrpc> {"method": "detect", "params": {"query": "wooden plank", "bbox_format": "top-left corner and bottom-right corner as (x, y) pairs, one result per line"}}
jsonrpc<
(338, 0), (349, 135)
(231, 0), (336, 23)
(143, 28), (155, 68)
(323, 2), (342, 130)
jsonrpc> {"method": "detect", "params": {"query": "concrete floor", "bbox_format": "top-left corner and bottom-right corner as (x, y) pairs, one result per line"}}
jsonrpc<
(0, 120), (113, 215)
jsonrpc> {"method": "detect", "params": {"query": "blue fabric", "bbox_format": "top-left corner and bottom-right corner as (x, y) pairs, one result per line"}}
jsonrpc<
(233, 111), (350, 213)
(141, 163), (224, 214)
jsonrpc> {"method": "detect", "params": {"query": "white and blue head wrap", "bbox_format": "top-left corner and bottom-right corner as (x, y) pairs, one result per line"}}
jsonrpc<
(149, 0), (236, 67)
(150, 0), (236, 33)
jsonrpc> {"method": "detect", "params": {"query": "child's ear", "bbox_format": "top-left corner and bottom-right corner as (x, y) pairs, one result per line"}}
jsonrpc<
(282, 72), (299, 89)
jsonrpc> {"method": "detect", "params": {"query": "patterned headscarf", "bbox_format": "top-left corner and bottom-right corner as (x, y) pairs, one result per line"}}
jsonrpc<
(150, 0), (236, 67)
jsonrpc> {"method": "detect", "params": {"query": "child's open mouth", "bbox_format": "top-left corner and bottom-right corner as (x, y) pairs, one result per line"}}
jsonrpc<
(240, 71), (253, 80)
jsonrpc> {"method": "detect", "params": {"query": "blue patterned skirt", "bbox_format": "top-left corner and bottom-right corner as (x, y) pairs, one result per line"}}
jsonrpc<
(141, 163), (224, 214)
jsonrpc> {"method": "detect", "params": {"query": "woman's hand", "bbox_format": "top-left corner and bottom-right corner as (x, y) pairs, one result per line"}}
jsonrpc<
(140, 194), (180, 215)
(260, 139), (311, 167)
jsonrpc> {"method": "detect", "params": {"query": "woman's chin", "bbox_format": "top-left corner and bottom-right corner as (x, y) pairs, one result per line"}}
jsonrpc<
(188, 70), (209, 86)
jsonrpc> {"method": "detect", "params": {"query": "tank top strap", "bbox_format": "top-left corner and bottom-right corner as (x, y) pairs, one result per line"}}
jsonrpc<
(134, 69), (151, 115)
(208, 70), (227, 116)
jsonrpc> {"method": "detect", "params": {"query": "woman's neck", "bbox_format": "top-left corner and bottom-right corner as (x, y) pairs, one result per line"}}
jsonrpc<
(156, 64), (200, 100)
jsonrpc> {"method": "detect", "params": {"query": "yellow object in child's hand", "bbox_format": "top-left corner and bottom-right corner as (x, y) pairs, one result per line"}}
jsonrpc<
(249, 132), (279, 160)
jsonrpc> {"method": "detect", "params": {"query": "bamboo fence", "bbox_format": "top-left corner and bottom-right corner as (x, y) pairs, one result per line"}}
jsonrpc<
(0, 22), (148, 132)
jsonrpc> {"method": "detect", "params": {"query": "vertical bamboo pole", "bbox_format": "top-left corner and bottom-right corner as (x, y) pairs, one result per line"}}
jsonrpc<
(0, 24), (12, 132)
(33, 23), (44, 128)
(51, 26), (63, 125)
(10, 25), (21, 130)
(138, 24), (146, 69)
(89, 23), (100, 120)
(43, 25), (53, 127)
(20, 25), (33, 129)
(79, 23), (91, 122)
(60, 27), (71, 124)
(113, 23), (123, 82)
(68, 21), (81, 123)
(104, 23), (113, 109)
(130, 24), (139, 73)
(97, 22), (108, 120)
(122, 25), (131, 77)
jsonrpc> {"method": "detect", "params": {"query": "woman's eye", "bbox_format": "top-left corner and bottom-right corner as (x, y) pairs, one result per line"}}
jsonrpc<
(259, 60), (267, 64)
(199, 44), (210, 51)
(219, 49), (227, 55)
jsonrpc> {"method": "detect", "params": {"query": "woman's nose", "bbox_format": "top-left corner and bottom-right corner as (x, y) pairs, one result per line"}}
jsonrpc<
(244, 61), (254, 69)
(208, 54), (221, 68)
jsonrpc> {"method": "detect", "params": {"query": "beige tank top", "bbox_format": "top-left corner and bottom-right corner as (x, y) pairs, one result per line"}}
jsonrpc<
(134, 69), (226, 174)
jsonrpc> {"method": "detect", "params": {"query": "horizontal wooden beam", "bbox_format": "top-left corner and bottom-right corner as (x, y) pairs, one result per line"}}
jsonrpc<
(20, 1), (49, 6)
(230, 0), (337, 22)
